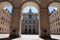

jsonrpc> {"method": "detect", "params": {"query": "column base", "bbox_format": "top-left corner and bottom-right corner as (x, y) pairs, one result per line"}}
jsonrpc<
(39, 34), (51, 39)
(9, 34), (20, 39)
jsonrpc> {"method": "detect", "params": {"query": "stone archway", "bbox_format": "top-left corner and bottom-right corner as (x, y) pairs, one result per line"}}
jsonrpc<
(9, 0), (51, 38)
(0, 0), (60, 39)
(0, 1), (13, 34)
(20, 1), (40, 35)
(48, 2), (60, 35)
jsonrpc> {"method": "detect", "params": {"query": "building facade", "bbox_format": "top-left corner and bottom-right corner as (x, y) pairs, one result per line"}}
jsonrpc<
(21, 9), (39, 34)
(49, 9), (60, 34)
(0, 9), (11, 34)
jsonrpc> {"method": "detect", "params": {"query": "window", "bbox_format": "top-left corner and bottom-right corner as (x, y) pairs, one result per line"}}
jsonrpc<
(56, 23), (58, 26)
(29, 21), (31, 23)
(25, 20), (27, 23)
(3, 22), (4, 25)
(33, 26), (35, 28)
(4, 18), (5, 20)
(1, 16), (3, 19)
(57, 12), (58, 14)
(29, 14), (32, 19)
(6, 20), (7, 22)
(1, 21), (2, 24)
(58, 22), (60, 25)
(51, 11), (53, 13)
(55, 13), (56, 15)
(25, 26), (27, 28)
(29, 26), (31, 28)
(54, 29), (55, 32)
(58, 17), (60, 21)
(7, 14), (8, 16)
(25, 29), (27, 33)
(52, 30), (53, 32)
(3, 10), (4, 13)
(57, 29), (58, 32)
(59, 28), (60, 32)
(29, 29), (31, 33)
(56, 19), (57, 22)
(5, 12), (6, 15)
(2, 28), (3, 31)
(33, 21), (35, 23)
(5, 28), (6, 31)
(33, 29), (35, 34)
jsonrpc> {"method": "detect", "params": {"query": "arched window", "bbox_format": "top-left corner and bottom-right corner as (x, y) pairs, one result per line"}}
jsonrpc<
(29, 14), (32, 19)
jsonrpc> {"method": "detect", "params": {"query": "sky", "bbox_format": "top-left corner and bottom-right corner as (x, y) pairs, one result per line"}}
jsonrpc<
(48, 6), (56, 13)
(23, 6), (38, 13)
(4, 6), (12, 13)
(4, 6), (56, 14)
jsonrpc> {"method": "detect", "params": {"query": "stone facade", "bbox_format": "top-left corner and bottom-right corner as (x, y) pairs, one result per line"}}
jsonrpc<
(21, 9), (39, 34)
(0, 9), (11, 34)
(49, 9), (60, 35)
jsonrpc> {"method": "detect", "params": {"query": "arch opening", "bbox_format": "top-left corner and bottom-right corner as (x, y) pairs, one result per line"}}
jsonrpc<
(23, 6), (38, 13)
(20, 1), (40, 35)
(0, 1), (13, 37)
(48, 2), (60, 35)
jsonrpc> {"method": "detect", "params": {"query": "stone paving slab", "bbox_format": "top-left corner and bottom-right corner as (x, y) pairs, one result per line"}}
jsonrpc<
(12, 35), (59, 40)
(12, 35), (43, 40)
(0, 34), (60, 40)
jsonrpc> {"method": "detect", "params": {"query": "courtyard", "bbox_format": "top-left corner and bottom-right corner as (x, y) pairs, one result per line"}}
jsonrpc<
(0, 34), (60, 40)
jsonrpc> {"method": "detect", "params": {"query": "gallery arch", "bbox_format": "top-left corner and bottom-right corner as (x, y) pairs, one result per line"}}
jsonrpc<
(0, 1), (13, 34)
(48, 2), (60, 35)
(20, 1), (40, 35)
(21, 5), (39, 34)
(9, 1), (51, 38)
(0, 0), (60, 39)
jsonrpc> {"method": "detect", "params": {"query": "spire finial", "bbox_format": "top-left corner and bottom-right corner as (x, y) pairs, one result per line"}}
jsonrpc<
(29, 6), (32, 12)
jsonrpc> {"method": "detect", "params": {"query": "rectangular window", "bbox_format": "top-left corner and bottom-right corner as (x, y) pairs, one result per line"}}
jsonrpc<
(29, 21), (31, 23)
(33, 21), (35, 23)
(1, 21), (2, 24)
(59, 28), (60, 32)
(29, 26), (31, 28)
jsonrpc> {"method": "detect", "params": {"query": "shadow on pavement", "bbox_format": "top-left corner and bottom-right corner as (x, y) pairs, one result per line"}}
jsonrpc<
(43, 38), (59, 40)
(0, 37), (12, 40)
(0, 37), (59, 40)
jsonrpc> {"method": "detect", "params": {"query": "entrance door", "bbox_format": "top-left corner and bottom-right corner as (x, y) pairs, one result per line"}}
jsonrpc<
(25, 29), (27, 34)
(29, 29), (31, 34)
(33, 29), (35, 34)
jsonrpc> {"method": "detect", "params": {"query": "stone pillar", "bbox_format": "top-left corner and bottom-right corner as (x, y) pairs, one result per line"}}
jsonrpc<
(39, 8), (51, 38)
(9, 8), (21, 38)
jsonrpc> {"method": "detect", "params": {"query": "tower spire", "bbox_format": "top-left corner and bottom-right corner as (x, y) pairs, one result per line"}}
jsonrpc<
(29, 7), (32, 12)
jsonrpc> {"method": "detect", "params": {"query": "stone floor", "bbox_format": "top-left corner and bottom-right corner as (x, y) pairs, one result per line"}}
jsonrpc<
(12, 35), (60, 40)
(0, 34), (60, 40)
(12, 35), (43, 40)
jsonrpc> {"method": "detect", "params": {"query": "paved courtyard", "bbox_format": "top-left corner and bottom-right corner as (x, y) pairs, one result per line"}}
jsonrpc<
(12, 35), (43, 40)
(0, 34), (60, 40)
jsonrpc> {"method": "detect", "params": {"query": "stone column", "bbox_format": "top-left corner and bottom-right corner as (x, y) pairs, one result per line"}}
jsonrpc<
(9, 8), (21, 38)
(39, 8), (51, 38)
